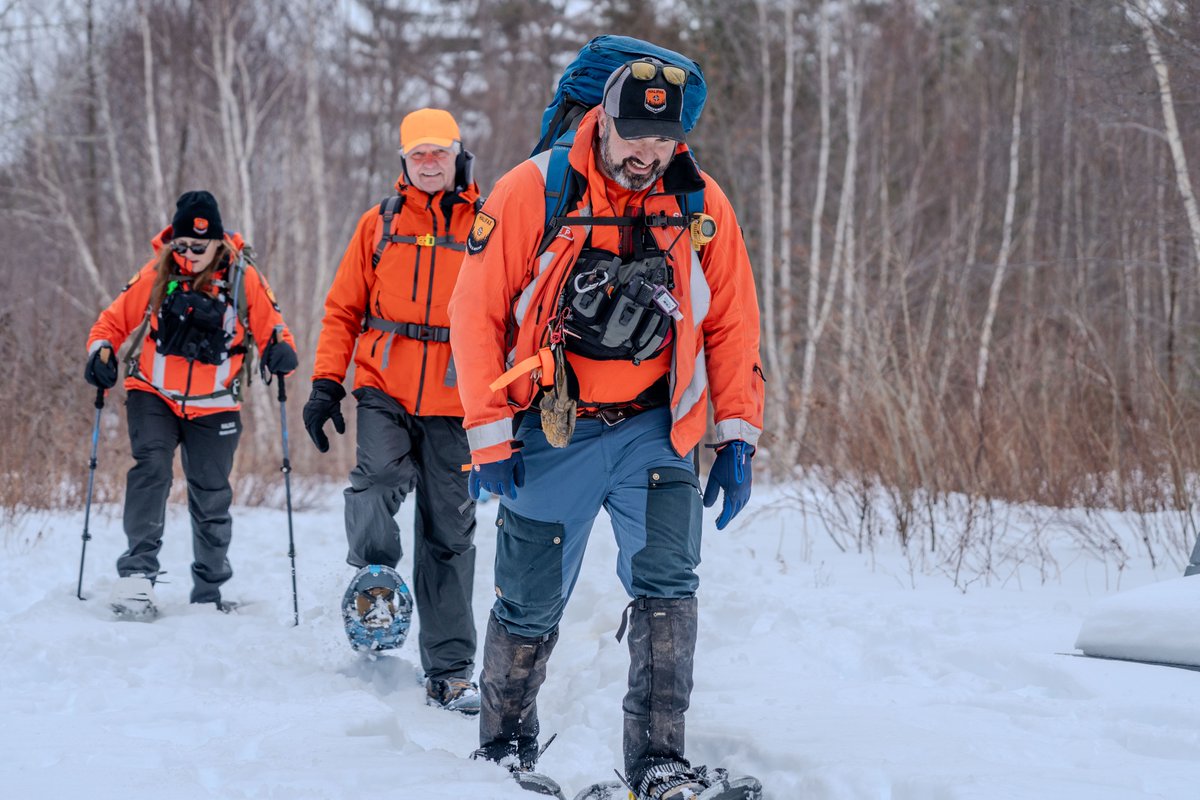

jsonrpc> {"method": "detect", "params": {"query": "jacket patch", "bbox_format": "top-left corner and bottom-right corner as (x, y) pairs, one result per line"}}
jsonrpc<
(466, 211), (496, 256)
(263, 279), (281, 311)
(121, 271), (143, 293)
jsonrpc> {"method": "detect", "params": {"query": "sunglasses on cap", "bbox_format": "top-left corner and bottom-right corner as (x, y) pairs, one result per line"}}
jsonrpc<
(629, 60), (687, 86)
(170, 240), (211, 255)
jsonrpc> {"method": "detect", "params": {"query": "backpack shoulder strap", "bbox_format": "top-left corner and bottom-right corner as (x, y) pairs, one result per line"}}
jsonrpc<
(532, 99), (590, 158)
(677, 150), (706, 219)
(539, 132), (583, 256)
(232, 246), (251, 327)
(371, 194), (407, 270)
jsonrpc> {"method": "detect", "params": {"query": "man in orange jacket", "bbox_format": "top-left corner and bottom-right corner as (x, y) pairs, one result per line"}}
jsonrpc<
(449, 60), (765, 798)
(305, 109), (481, 714)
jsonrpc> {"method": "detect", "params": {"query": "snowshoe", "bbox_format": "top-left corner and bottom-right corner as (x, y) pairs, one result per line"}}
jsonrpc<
(109, 575), (159, 620)
(512, 770), (567, 799)
(341, 564), (412, 651)
(629, 763), (762, 800)
(195, 600), (242, 614)
(572, 781), (625, 800)
(472, 738), (566, 799)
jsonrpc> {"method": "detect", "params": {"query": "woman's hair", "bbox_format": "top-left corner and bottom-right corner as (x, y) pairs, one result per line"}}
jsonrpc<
(148, 241), (232, 310)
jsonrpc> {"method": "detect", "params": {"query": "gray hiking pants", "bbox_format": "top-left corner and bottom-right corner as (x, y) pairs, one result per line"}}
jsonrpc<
(119, 389), (241, 603)
(344, 387), (477, 680)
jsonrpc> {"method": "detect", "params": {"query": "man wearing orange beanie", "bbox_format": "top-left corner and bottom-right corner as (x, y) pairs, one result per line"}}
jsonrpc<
(306, 109), (483, 714)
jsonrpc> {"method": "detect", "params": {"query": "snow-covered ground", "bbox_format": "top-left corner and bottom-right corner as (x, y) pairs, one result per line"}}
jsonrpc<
(2, 483), (1198, 800)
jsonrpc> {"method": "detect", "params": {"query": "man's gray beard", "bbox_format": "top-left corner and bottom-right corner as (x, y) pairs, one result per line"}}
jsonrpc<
(600, 127), (670, 191)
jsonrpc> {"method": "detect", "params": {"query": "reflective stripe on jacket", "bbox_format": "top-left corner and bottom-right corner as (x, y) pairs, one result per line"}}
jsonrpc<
(448, 108), (764, 464)
(313, 178), (481, 417)
(86, 227), (296, 419)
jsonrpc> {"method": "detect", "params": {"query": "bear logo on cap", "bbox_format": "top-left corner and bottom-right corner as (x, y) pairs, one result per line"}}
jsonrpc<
(194, 218), (209, 235)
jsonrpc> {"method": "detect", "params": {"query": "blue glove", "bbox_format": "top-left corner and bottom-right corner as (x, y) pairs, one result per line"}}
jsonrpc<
(702, 440), (754, 530)
(469, 452), (526, 500)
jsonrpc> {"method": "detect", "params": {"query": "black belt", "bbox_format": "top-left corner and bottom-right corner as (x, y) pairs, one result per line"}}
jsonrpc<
(577, 403), (657, 426)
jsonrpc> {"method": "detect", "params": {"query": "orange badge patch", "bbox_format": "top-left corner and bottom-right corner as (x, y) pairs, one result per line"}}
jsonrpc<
(644, 88), (667, 112)
(466, 211), (496, 256)
(193, 217), (209, 235)
(120, 270), (143, 293)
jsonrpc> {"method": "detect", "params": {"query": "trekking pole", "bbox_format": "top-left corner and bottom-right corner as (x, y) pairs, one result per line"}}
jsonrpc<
(275, 371), (300, 626)
(77, 354), (109, 600)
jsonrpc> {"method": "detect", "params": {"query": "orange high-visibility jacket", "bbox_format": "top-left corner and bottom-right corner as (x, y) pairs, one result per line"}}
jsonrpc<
(87, 228), (296, 419)
(448, 109), (765, 464)
(312, 178), (482, 417)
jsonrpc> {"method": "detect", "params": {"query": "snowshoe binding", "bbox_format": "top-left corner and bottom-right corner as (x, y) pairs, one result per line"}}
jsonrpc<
(109, 574), (159, 620)
(625, 762), (762, 800)
(342, 564), (412, 651)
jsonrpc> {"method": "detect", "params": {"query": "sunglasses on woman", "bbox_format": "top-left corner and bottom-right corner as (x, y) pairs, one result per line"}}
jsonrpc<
(170, 241), (211, 255)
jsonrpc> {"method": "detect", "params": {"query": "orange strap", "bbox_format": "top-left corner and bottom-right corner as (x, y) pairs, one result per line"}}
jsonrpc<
(488, 347), (555, 392)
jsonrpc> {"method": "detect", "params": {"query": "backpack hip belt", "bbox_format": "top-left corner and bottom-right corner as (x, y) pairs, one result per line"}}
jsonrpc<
(364, 312), (450, 370)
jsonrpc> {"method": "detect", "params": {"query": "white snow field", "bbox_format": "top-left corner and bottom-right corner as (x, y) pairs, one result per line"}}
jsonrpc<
(2, 483), (1198, 800)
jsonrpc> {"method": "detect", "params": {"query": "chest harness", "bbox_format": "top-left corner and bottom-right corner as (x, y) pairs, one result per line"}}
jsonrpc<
(124, 252), (254, 406)
(364, 192), (481, 370)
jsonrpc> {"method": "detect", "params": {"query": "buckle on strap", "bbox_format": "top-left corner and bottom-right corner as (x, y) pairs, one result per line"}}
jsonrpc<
(578, 403), (646, 426)
(405, 322), (447, 342)
(415, 233), (436, 247)
(364, 314), (449, 343)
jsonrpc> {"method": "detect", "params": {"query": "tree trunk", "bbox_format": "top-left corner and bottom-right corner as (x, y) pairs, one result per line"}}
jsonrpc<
(973, 32), (1025, 433)
(1131, 0), (1200, 275)
(755, 0), (782, 441)
(789, 0), (835, 459)
(140, 0), (167, 214)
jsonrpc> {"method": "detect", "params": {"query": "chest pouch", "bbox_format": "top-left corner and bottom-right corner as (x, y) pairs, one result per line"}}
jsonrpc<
(560, 248), (676, 364)
(156, 288), (231, 365)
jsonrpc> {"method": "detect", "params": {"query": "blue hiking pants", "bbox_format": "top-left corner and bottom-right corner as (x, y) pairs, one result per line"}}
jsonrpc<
(492, 407), (702, 638)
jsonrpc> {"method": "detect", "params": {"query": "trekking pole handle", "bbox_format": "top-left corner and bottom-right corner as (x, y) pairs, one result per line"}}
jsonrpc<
(94, 347), (112, 409)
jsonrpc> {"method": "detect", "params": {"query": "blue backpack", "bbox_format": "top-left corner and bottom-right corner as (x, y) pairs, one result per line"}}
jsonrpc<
(534, 36), (708, 254)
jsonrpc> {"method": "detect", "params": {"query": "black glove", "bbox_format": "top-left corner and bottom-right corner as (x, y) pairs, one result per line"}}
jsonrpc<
(262, 340), (298, 376)
(303, 378), (347, 453)
(84, 347), (118, 389)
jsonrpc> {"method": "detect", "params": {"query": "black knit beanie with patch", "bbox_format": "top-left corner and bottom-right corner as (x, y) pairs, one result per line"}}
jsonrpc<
(171, 190), (224, 240)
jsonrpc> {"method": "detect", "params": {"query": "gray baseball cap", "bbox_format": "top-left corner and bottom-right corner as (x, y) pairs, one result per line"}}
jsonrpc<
(601, 58), (687, 142)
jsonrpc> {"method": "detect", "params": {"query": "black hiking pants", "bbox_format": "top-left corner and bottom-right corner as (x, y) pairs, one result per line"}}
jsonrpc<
(344, 386), (477, 681)
(118, 389), (241, 603)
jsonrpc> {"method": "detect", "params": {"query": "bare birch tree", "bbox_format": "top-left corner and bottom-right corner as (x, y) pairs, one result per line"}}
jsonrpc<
(1129, 0), (1200, 276)
(789, 0), (841, 459)
(774, 0), (798, 444)
(756, 0), (782, 441)
(138, 0), (167, 214)
(973, 31), (1025, 433)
